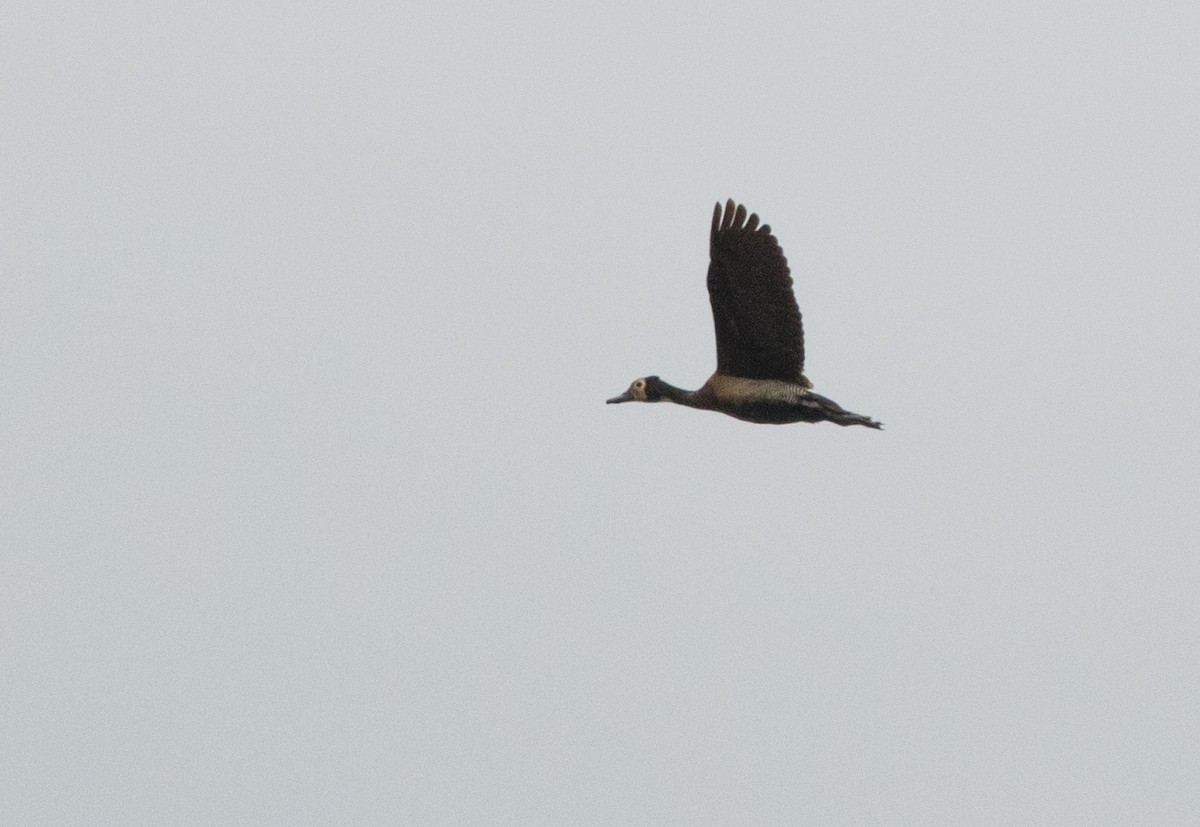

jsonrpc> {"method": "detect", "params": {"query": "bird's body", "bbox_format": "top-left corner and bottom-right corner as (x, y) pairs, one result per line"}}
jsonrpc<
(607, 200), (881, 429)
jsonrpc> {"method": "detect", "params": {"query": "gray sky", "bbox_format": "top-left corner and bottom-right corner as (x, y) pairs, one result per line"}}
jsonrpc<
(4, 1), (1199, 823)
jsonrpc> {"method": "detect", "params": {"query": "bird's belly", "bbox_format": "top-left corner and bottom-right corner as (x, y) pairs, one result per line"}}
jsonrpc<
(698, 376), (824, 424)
(721, 401), (828, 425)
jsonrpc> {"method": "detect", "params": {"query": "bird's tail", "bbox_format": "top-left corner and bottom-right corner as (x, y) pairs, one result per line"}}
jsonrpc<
(834, 411), (883, 430)
(808, 391), (883, 429)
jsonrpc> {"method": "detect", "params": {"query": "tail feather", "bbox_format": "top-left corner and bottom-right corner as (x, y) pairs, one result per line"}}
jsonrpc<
(808, 391), (882, 429)
(837, 411), (882, 429)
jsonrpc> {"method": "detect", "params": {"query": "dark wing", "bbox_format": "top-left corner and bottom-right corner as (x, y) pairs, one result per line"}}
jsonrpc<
(706, 199), (808, 384)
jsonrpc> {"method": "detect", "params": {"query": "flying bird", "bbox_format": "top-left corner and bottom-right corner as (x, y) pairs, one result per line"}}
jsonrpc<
(607, 200), (881, 429)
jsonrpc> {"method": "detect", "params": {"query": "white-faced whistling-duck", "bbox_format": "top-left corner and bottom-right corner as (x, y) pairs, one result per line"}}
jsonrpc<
(607, 200), (882, 429)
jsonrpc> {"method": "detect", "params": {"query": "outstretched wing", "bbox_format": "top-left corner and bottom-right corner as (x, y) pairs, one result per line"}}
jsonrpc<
(706, 199), (808, 384)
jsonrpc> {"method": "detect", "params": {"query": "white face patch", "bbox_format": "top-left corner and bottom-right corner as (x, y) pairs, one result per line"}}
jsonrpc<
(631, 379), (647, 401)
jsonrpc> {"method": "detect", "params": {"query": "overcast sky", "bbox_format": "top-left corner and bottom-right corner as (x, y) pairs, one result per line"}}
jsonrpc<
(4, 2), (1199, 824)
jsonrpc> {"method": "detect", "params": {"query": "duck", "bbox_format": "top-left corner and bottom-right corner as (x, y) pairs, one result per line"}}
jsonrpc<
(607, 200), (881, 429)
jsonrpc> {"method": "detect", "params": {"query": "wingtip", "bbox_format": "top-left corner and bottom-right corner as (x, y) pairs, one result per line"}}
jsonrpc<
(712, 199), (769, 234)
(720, 199), (736, 231)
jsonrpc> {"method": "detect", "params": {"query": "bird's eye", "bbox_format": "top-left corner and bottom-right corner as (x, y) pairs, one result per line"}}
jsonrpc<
(635, 380), (644, 388)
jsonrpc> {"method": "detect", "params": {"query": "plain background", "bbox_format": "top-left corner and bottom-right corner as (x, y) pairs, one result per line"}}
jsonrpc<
(4, 2), (1199, 823)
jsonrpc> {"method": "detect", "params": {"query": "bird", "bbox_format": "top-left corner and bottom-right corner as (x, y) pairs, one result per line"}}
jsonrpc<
(607, 199), (881, 429)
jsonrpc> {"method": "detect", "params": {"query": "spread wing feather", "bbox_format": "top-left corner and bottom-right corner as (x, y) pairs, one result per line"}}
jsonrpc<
(706, 200), (808, 384)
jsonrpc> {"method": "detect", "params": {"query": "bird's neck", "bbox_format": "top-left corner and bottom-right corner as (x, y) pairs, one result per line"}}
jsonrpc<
(657, 380), (706, 408)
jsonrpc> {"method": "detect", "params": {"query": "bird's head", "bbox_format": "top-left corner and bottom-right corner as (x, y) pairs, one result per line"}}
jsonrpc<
(606, 376), (667, 404)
